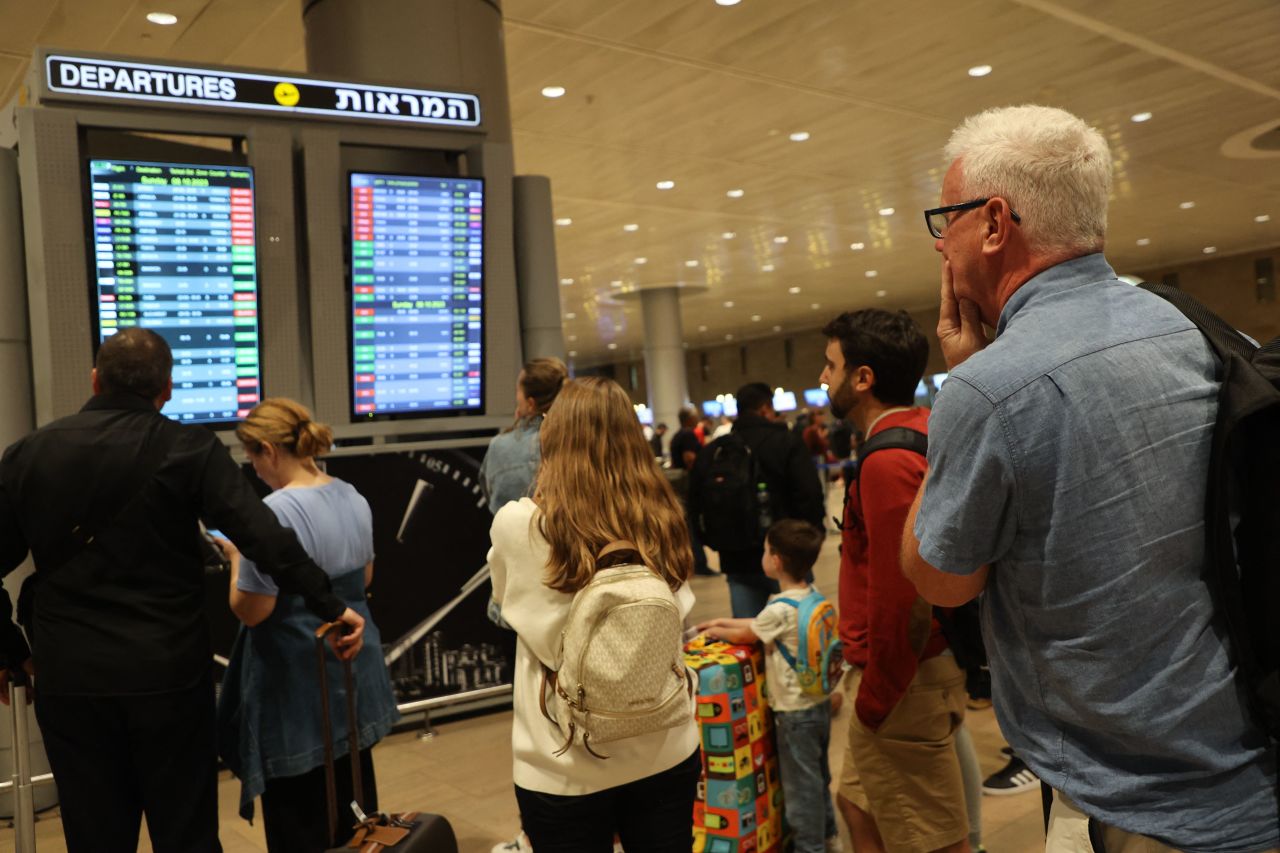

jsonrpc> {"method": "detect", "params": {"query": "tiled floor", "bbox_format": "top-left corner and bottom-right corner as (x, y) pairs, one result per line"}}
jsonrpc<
(1, 483), (1047, 853)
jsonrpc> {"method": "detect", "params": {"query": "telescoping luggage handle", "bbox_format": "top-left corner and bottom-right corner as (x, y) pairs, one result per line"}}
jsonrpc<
(314, 621), (365, 848)
(8, 667), (36, 853)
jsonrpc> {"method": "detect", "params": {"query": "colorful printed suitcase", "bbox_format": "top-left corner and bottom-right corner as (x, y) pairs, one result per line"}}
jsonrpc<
(684, 636), (786, 853)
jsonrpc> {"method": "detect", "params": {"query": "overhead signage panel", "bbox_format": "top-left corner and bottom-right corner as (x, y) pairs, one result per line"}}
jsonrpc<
(44, 54), (481, 128)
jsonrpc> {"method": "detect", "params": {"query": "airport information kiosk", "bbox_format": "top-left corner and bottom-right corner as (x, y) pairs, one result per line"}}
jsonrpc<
(6, 49), (537, 712)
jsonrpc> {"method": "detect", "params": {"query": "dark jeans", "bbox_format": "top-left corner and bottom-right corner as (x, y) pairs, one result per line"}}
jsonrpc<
(36, 680), (222, 853)
(261, 747), (378, 853)
(723, 570), (780, 618)
(515, 748), (701, 853)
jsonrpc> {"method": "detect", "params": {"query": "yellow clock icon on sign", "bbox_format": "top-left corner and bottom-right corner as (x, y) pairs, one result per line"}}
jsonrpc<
(273, 82), (300, 107)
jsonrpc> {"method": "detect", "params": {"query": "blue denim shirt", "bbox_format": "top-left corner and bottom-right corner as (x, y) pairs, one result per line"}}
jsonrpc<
(480, 416), (543, 513)
(916, 254), (1278, 853)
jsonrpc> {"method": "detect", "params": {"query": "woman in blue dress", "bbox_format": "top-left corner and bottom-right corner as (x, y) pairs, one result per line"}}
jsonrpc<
(216, 398), (398, 852)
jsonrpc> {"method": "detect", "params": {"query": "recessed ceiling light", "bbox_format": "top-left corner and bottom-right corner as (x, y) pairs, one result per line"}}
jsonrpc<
(876, 290), (887, 297)
(555, 217), (572, 226)
(1203, 246), (1217, 254)
(968, 64), (993, 77)
(726, 188), (745, 198)
(850, 242), (865, 251)
(751, 314), (762, 322)
(541, 86), (566, 98)
(772, 325), (782, 332)
(788, 287), (801, 294)
(878, 207), (895, 217)
(1131, 112), (1153, 123)
(774, 235), (789, 244)
(559, 277), (574, 285)
(610, 280), (623, 287)
(146, 11), (178, 25)
(698, 325), (708, 332)
(789, 131), (810, 142)
(623, 223), (639, 232)
(634, 257), (647, 264)
(564, 312), (576, 320)
(685, 260), (699, 268)
(715, 0), (741, 5)
(1256, 214), (1271, 223)
(761, 263), (775, 272)
(725, 334), (734, 341)
(607, 343), (617, 350)
(810, 303), (821, 310)
(722, 231), (736, 239)
(568, 350), (578, 357)
(1180, 201), (1196, 209)
(723, 300), (735, 308)
(865, 270), (878, 278)
(568, 335), (577, 341)
(656, 180), (675, 190)
(1136, 237), (1151, 246)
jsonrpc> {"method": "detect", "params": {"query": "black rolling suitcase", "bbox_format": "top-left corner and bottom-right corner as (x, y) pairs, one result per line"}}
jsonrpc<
(316, 623), (458, 853)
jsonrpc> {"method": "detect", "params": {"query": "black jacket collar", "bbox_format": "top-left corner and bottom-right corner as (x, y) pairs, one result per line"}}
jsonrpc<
(81, 392), (161, 414)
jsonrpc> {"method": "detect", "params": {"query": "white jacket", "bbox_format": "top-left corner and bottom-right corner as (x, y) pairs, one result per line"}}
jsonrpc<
(488, 498), (700, 795)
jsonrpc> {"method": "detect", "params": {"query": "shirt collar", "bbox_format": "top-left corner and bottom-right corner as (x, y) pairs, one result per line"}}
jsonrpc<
(81, 391), (161, 414)
(996, 253), (1117, 338)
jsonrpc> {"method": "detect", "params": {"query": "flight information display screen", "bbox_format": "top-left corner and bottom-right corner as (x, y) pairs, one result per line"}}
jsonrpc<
(88, 159), (261, 424)
(349, 172), (483, 419)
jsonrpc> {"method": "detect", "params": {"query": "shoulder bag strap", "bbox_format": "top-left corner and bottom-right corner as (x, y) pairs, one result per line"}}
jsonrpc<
(67, 420), (174, 554)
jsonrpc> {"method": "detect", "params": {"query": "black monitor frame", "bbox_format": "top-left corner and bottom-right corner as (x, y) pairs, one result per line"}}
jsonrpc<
(82, 155), (263, 428)
(344, 169), (487, 423)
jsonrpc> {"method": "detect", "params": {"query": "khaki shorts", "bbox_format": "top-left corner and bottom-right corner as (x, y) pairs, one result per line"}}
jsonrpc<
(838, 654), (968, 853)
(1046, 790), (1280, 853)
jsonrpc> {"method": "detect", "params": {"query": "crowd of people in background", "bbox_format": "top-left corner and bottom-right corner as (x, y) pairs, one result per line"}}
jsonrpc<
(0, 102), (1276, 853)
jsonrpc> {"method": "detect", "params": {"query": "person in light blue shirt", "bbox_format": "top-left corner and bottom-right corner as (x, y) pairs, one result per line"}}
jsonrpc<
(216, 398), (398, 853)
(901, 105), (1278, 853)
(480, 357), (568, 513)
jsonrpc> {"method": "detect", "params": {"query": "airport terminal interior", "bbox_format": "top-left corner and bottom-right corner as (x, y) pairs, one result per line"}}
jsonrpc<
(0, 0), (1278, 852)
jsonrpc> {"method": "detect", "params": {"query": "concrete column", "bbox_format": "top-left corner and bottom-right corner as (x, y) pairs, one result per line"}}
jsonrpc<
(512, 175), (565, 363)
(302, 0), (512, 144)
(640, 287), (690, 443)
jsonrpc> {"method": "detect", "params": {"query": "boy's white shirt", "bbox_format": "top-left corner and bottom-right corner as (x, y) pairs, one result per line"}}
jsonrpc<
(751, 583), (829, 713)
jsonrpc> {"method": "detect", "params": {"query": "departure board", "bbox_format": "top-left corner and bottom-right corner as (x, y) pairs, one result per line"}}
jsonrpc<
(88, 159), (261, 424)
(350, 172), (483, 419)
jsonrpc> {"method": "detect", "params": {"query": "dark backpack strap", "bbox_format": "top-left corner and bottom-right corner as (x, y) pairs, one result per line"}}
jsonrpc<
(853, 426), (928, 508)
(1138, 282), (1258, 363)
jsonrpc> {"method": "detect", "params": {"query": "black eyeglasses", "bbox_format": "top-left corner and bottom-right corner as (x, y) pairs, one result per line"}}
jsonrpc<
(923, 198), (1021, 239)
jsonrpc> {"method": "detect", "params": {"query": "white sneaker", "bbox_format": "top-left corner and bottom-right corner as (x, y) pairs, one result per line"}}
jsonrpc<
(492, 833), (532, 853)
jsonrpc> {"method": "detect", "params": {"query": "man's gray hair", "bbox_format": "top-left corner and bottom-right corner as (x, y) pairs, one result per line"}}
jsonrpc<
(945, 105), (1112, 257)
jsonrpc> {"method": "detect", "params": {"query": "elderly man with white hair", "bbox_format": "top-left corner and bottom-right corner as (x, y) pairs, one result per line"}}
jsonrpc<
(901, 105), (1279, 853)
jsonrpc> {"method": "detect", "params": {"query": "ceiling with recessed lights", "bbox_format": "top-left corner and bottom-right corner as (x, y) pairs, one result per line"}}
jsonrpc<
(0, 0), (1278, 366)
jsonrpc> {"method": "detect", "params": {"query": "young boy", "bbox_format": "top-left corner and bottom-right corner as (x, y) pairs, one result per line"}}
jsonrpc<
(698, 519), (839, 853)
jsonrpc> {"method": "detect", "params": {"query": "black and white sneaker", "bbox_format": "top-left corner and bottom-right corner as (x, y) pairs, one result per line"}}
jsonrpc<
(982, 753), (1039, 796)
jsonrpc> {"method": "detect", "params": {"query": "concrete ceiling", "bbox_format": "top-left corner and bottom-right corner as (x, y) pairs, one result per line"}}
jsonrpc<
(3, 0), (1279, 365)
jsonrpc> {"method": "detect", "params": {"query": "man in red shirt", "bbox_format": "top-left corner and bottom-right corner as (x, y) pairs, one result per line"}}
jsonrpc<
(819, 310), (969, 853)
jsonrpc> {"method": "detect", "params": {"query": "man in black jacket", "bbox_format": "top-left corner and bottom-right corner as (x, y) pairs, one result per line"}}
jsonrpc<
(691, 382), (825, 616)
(0, 328), (365, 853)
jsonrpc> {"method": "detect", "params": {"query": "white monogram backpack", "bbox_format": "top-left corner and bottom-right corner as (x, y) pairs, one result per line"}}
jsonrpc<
(540, 540), (695, 758)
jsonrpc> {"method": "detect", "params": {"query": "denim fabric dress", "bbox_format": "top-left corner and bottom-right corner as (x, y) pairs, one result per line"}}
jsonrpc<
(217, 479), (399, 821)
(479, 416), (543, 513)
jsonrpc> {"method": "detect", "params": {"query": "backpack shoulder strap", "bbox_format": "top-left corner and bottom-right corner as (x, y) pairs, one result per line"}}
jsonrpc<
(851, 426), (928, 513)
(1139, 281), (1258, 362)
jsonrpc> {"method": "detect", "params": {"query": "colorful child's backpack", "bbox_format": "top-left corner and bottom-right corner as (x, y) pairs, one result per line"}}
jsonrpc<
(774, 588), (843, 698)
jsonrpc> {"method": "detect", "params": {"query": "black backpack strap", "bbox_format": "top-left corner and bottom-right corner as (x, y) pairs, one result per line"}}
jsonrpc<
(841, 426), (928, 531)
(1139, 282), (1258, 362)
(65, 421), (173, 559)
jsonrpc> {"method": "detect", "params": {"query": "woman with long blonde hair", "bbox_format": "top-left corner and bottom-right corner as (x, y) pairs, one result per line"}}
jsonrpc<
(214, 398), (398, 852)
(489, 377), (700, 852)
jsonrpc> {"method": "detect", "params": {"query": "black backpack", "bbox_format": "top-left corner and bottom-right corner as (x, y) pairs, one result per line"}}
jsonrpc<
(851, 427), (988, 672)
(693, 433), (768, 551)
(1141, 282), (1280, 740)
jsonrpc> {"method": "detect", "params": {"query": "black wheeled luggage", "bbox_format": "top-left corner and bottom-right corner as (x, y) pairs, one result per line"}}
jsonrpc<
(315, 623), (458, 853)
